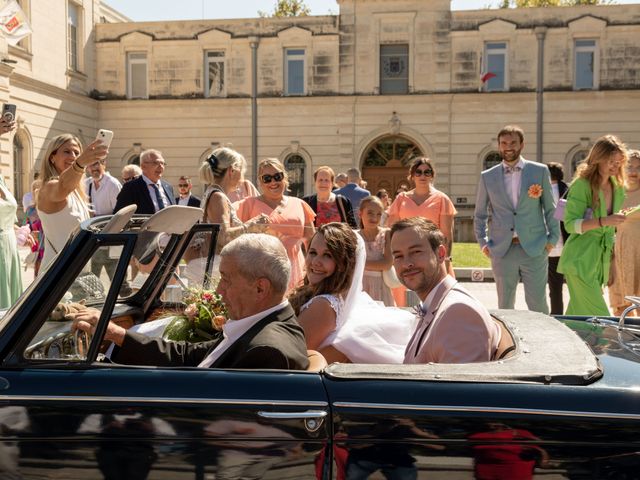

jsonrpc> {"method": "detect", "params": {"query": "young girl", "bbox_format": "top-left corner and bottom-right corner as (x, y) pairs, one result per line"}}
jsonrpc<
(289, 223), (415, 364)
(358, 196), (395, 306)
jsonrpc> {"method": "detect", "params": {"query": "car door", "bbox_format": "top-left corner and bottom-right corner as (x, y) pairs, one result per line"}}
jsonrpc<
(322, 365), (640, 479)
(0, 227), (330, 479)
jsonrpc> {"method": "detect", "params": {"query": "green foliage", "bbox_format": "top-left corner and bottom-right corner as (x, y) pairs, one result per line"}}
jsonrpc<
(499, 0), (610, 6)
(259, 0), (311, 18)
(452, 243), (491, 269)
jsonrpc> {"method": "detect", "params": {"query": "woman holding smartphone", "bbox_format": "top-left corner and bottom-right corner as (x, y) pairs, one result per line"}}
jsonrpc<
(37, 134), (108, 269)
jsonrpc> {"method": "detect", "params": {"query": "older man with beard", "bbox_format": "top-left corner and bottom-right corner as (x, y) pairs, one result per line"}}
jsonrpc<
(390, 217), (500, 364)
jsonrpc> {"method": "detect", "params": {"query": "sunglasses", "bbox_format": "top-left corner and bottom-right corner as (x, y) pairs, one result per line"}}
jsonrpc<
(123, 176), (135, 182)
(261, 172), (285, 184)
(414, 168), (433, 177)
(178, 183), (190, 188)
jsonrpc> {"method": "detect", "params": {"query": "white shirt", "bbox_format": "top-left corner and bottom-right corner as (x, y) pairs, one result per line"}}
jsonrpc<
(502, 157), (524, 209)
(178, 195), (191, 206)
(198, 300), (289, 368)
(84, 172), (122, 215)
(142, 175), (171, 212)
(549, 182), (564, 257)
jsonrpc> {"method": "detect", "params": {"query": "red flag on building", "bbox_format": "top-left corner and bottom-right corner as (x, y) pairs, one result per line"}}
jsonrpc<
(481, 72), (497, 83)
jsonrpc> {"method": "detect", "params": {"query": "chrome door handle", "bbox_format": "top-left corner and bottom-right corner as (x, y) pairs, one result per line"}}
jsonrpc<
(257, 410), (327, 432)
(257, 410), (327, 420)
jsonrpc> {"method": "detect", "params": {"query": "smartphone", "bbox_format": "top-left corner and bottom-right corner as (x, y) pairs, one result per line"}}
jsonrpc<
(95, 129), (114, 148)
(2, 103), (16, 123)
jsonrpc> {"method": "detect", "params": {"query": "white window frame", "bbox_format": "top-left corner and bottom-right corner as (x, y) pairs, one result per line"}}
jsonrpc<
(574, 39), (599, 91)
(284, 48), (306, 96)
(127, 52), (148, 99)
(204, 50), (226, 98)
(483, 42), (508, 92)
(67, 1), (81, 72)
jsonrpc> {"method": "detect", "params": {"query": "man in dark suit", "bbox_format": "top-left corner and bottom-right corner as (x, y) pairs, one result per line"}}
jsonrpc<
(72, 234), (309, 370)
(547, 162), (570, 315)
(113, 149), (175, 214)
(175, 175), (201, 207)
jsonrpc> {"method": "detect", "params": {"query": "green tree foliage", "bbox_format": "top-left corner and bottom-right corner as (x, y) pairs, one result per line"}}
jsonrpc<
(259, 0), (311, 17)
(499, 0), (610, 6)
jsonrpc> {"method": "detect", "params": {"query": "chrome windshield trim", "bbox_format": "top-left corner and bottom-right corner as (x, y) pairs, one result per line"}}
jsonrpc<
(0, 395), (327, 408)
(332, 402), (640, 420)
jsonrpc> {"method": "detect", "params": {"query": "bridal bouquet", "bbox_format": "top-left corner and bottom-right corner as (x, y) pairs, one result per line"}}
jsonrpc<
(162, 288), (228, 343)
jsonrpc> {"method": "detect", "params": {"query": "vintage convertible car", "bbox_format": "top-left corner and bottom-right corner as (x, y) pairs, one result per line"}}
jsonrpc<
(1, 206), (640, 479)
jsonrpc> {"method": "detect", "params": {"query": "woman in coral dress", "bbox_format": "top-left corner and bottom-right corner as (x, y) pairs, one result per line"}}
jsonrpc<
(235, 158), (315, 292)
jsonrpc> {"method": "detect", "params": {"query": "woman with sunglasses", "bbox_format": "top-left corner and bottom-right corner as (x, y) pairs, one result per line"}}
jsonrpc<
(236, 158), (316, 291)
(387, 157), (457, 276)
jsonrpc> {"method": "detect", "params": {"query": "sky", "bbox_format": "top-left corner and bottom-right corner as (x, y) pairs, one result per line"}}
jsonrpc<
(103, 0), (640, 22)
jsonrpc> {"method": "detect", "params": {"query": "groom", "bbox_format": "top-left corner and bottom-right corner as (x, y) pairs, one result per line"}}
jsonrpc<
(474, 125), (559, 313)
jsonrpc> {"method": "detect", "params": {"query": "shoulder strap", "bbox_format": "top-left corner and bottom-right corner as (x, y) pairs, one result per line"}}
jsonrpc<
(201, 186), (224, 222)
(336, 195), (348, 222)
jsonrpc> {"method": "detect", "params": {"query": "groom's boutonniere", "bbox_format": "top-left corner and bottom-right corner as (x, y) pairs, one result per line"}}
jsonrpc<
(528, 184), (543, 199)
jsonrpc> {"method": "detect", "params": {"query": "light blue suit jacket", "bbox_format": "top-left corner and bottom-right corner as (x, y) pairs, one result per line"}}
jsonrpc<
(474, 158), (559, 259)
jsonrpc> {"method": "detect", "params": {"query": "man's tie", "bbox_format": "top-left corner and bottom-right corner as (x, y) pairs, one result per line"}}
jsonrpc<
(151, 183), (165, 211)
(504, 165), (522, 174)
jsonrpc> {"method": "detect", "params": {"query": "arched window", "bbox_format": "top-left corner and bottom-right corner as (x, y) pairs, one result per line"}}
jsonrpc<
(284, 154), (305, 198)
(13, 135), (25, 206)
(483, 152), (502, 171)
(571, 150), (588, 175)
(128, 154), (140, 166)
(363, 135), (423, 167)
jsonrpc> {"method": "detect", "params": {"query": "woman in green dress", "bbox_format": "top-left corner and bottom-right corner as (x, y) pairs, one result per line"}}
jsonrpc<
(558, 135), (628, 315)
(0, 117), (31, 308)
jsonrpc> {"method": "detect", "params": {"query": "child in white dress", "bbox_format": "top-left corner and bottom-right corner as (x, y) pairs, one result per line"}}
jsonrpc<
(358, 196), (395, 306)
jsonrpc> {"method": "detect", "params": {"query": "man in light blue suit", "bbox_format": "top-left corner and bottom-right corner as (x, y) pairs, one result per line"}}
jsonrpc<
(474, 126), (559, 314)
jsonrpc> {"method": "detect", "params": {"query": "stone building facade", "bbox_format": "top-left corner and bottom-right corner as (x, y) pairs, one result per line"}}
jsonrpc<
(4, 0), (640, 239)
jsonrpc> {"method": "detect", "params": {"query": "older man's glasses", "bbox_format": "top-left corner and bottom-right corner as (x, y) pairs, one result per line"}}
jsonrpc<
(414, 168), (433, 177)
(261, 172), (285, 184)
(144, 160), (166, 167)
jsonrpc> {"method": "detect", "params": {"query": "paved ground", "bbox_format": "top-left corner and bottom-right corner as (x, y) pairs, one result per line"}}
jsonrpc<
(18, 246), (610, 313)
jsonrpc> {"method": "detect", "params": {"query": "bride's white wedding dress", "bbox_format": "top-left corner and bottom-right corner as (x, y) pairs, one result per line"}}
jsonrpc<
(302, 234), (417, 364)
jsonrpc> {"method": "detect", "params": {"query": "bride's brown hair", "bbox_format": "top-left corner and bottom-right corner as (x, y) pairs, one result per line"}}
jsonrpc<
(289, 222), (358, 314)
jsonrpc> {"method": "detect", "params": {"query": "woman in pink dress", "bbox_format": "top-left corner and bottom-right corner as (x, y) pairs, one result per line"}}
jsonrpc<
(235, 158), (315, 291)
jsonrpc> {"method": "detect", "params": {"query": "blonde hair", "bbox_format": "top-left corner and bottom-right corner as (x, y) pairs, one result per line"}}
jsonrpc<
(258, 158), (289, 190)
(39, 133), (86, 201)
(575, 135), (628, 210)
(199, 147), (244, 186)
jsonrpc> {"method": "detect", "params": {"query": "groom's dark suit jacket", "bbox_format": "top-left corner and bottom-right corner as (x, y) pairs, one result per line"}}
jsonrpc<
(113, 175), (175, 214)
(114, 304), (309, 370)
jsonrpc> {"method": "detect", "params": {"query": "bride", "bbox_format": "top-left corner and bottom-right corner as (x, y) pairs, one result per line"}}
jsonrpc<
(289, 222), (416, 364)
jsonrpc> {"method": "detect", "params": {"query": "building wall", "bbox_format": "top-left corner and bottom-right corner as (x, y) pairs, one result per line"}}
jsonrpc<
(1, 0), (101, 201)
(2, 0), (640, 241)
